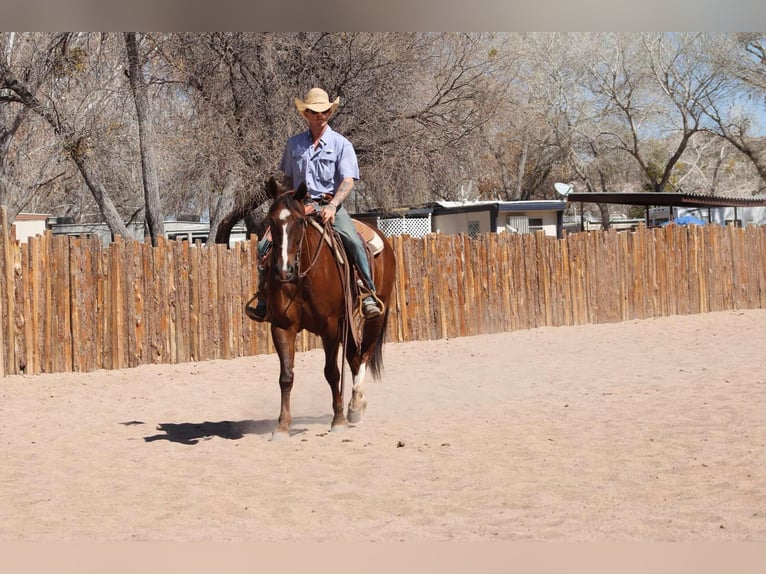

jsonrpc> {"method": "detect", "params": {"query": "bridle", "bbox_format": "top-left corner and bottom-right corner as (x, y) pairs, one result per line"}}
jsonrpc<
(270, 190), (328, 283)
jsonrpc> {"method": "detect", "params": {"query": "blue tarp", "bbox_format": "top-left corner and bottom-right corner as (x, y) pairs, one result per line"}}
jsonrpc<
(661, 214), (706, 226)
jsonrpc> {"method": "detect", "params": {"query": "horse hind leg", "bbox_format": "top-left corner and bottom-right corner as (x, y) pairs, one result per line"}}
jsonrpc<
(346, 359), (368, 424)
(346, 306), (388, 424)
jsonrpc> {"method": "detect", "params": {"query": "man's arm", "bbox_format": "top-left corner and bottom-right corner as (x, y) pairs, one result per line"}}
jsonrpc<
(320, 177), (354, 224)
(329, 177), (354, 208)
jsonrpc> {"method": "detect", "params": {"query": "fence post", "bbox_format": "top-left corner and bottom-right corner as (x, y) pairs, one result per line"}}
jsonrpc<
(0, 207), (7, 376)
(3, 223), (766, 376)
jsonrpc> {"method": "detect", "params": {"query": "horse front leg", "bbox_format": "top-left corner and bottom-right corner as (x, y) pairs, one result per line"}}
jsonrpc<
(322, 335), (347, 432)
(271, 325), (297, 440)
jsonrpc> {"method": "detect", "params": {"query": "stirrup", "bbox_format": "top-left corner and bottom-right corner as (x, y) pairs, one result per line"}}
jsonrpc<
(245, 296), (268, 322)
(361, 296), (382, 319)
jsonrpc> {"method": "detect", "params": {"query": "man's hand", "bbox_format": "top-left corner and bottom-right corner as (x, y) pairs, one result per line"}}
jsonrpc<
(320, 203), (337, 225)
(321, 178), (352, 225)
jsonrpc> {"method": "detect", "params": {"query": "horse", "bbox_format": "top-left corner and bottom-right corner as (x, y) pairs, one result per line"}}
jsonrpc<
(254, 177), (396, 440)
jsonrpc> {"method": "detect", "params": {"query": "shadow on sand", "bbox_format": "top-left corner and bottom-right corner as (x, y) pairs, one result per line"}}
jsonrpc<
(142, 415), (333, 445)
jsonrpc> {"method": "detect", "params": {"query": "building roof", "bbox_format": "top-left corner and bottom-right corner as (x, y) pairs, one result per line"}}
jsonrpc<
(14, 212), (51, 221)
(359, 200), (566, 219)
(567, 191), (766, 208)
(429, 200), (566, 213)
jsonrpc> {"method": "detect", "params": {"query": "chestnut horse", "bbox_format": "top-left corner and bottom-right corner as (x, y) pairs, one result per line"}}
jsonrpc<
(257, 178), (396, 440)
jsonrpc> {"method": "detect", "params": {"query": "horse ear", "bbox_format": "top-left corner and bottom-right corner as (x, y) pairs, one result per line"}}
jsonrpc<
(294, 182), (308, 202)
(265, 177), (279, 199)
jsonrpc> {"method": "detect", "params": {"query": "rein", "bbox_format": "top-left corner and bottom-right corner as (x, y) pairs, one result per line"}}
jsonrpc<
(297, 216), (328, 278)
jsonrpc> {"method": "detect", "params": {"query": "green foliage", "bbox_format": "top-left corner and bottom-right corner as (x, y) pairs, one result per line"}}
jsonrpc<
(54, 47), (87, 77)
(641, 160), (681, 193)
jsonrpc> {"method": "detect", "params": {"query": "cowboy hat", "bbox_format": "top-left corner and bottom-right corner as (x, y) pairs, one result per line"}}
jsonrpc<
(294, 87), (340, 115)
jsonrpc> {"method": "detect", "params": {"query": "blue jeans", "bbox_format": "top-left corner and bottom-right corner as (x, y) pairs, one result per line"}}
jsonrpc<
(257, 204), (376, 293)
(331, 204), (376, 292)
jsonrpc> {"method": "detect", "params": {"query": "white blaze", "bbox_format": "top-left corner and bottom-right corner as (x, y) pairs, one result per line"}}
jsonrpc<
(278, 208), (291, 273)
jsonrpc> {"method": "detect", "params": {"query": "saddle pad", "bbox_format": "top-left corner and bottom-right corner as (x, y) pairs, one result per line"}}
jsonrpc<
(353, 220), (384, 256)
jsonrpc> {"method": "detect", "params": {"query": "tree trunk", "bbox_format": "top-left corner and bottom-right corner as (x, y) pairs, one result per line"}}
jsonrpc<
(717, 133), (766, 190)
(213, 191), (267, 245)
(207, 185), (235, 246)
(213, 193), (266, 245)
(597, 203), (611, 230)
(125, 32), (164, 245)
(515, 141), (528, 199)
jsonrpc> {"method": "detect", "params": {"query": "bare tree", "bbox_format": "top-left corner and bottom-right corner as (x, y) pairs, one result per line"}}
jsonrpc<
(0, 33), (77, 222)
(4, 32), (766, 240)
(697, 33), (766, 190)
(0, 33), (130, 237)
(724, 33), (766, 96)
(160, 32), (507, 242)
(532, 33), (740, 210)
(579, 34), (726, 194)
(124, 32), (164, 244)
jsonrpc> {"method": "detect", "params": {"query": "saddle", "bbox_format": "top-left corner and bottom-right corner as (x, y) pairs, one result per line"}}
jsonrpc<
(307, 218), (385, 264)
(303, 201), (384, 261)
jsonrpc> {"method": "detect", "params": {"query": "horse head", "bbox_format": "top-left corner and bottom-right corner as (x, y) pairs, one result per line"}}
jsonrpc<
(265, 178), (309, 283)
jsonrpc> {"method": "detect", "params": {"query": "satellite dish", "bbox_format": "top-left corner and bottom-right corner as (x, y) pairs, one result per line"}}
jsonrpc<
(554, 182), (573, 196)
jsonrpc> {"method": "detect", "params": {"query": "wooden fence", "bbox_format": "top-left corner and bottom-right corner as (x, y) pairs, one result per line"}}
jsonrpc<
(1, 207), (765, 376)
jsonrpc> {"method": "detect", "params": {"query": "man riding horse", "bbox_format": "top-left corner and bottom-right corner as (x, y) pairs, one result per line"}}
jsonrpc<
(249, 87), (382, 321)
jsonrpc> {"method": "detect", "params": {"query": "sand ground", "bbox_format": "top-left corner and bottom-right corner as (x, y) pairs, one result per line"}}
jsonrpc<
(1, 309), (765, 541)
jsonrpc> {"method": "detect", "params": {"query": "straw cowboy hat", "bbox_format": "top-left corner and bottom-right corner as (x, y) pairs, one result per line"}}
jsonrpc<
(294, 87), (340, 115)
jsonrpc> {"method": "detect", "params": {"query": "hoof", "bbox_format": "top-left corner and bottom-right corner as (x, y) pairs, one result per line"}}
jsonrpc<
(270, 429), (289, 441)
(347, 397), (367, 424)
(347, 409), (363, 424)
(330, 423), (348, 433)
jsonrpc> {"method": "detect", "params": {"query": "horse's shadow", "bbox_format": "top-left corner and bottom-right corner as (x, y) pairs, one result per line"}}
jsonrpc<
(142, 416), (333, 445)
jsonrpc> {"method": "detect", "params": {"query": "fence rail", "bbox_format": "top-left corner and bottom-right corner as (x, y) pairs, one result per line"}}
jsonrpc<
(1, 207), (765, 376)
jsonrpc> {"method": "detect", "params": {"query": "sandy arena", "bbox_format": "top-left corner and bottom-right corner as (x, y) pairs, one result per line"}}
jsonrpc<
(1, 309), (765, 541)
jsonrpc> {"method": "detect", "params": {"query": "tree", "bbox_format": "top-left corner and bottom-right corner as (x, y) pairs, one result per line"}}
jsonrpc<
(698, 33), (766, 191)
(0, 33), (131, 237)
(579, 34), (734, 195)
(478, 33), (579, 202)
(124, 32), (164, 244)
(4, 32), (766, 239)
(1, 33), (77, 222)
(531, 33), (742, 216)
(164, 32), (506, 242)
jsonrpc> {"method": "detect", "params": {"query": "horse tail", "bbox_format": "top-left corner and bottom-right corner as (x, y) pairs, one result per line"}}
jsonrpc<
(367, 305), (389, 380)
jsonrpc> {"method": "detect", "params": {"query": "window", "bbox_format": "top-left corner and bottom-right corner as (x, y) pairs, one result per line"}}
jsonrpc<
(528, 218), (544, 233)
(467, 220), (480, 238)
(506, 216), (529, 234)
